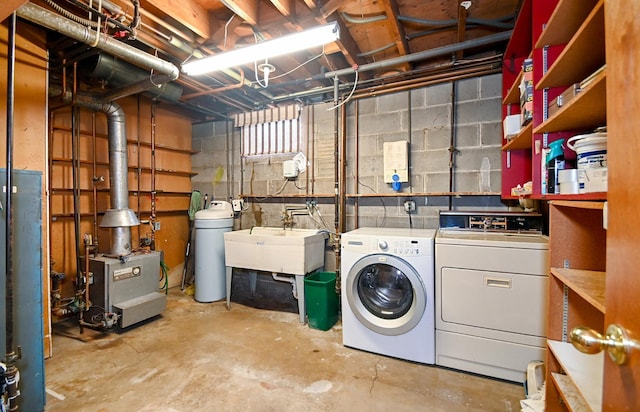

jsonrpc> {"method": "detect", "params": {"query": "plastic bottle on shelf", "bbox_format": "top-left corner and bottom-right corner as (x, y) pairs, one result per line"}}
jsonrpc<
(546, 139), (565, 194)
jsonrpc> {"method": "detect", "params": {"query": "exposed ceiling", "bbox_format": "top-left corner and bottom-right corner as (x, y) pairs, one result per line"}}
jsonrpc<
(6, 0), (522, 120)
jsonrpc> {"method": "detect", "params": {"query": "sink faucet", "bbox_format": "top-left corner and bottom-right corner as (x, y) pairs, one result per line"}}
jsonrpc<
(281, 210), (294, 229)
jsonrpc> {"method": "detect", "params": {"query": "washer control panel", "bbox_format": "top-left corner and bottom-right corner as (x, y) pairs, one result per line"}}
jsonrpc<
(377, 238), (427, 256)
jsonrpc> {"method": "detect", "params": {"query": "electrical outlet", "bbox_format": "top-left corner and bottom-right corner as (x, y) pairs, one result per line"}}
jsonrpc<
(154, 221), (161, 231)
(232, 199), (244, 212)
(404, 200), (416, 213)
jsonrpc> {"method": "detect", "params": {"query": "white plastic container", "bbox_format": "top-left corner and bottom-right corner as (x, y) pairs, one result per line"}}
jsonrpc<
(567, 132), (607, 169)
(558, 169), (579, 194)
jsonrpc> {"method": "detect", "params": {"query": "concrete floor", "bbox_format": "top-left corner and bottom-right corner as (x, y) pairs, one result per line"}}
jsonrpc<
(44, 288), (525, 411)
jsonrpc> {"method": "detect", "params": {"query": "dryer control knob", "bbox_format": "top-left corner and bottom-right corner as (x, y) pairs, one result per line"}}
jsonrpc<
(378, 240), (388, 250)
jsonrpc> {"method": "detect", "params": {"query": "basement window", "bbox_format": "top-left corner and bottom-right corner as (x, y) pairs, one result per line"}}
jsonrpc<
(234, 105), (302, 157)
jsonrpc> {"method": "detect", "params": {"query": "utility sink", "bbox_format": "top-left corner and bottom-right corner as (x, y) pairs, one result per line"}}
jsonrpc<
(224, 227), (327, 275)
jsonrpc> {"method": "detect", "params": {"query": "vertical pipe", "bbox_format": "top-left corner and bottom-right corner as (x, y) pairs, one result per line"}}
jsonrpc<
(333, 76), (340, 231)
(92, 112), (99, 245)
(71, 103), (82, 280)
(4, 12), (21, 411)
(354, 100), (359, 229)
(339, 103), (347, 234)
(448, 81), (457, 210)
(150, 102), (157, 249)
(310, 106), (315, 194)
(5, 11), (16, 358)
(136, 96), (141, 241)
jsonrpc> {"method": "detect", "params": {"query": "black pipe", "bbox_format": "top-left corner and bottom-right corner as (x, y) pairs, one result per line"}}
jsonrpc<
(448, 81), (457, 210)
(5, 12), (21, 411)
(5, 11), (16, 360)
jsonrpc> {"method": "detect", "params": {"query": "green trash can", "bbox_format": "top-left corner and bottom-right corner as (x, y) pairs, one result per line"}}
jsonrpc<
(304, 271), (339, 331)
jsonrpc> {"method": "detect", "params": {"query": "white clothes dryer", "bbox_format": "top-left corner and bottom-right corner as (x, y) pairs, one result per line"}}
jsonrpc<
(341, 227), (436, 364)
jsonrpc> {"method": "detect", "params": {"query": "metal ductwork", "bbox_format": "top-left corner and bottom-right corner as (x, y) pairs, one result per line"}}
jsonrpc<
(16, 2), (180, 81)
(80, 54), (184, 103)
(73, 96), (138, 256)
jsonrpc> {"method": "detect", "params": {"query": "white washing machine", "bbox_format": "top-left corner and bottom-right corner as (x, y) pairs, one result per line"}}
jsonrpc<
(341, 227), (436, 364)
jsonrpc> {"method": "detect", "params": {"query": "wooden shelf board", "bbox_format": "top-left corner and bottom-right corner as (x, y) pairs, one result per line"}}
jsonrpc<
(51, 209), (188, 219)
(548, 340), (603, 412)
(550, 268), (606, 313)
(503, 69), (523, 105)
(551, 372), (590, 411)
(535, 193), (607, 201)
(536, 0), (601, 47)
(348, 192), (500, 198)
(51, 157), (196, 177)
(502, 122), (532, 151)
(51, 127), (196, 154)
(534, 70), (606, 134)
(241, 194), (335, 199)
(537, 1), (605, 90)
(549, 200), (605, 210)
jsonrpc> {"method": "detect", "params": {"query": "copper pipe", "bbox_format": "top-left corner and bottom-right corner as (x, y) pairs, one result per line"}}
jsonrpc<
(354, 99), (359, 229)
(150, 102), (157, 249)
(92, 112), (99, 247)
(353, 66), (499, 99)
(181, 70), (245, 100)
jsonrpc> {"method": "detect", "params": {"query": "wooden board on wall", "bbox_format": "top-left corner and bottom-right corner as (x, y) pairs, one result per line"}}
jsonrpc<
(0, 23), (51, 357)
(49, 94), (194, 325)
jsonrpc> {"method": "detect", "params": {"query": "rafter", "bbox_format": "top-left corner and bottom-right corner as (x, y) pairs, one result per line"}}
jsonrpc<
(270, 0), (293, 17)
(1, 0), (28, 23)
(456, 3), (468, 60)
(319, 0), (342, 19)
(381, 0), (410, 66)
(222, 0), (259, 26)
(141, 0), (210, 39)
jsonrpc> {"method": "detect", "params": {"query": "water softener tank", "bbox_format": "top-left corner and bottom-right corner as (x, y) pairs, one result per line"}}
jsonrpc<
(194, 201), (234, 302)
(546, 139), (565, 194)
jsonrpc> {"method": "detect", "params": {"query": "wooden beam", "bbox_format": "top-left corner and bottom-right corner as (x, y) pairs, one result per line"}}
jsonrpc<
(209, 17), (243, 49)
(141, 0), (210, 39)
(456, 4), (468, 60)
(270, 0), (293, 17)
(222, 0), (259, 26)
(381, 0), (410, 70)
(320, 0), (342, 18)
(302, 0), (316, 9)
(0, 0), (27, 23)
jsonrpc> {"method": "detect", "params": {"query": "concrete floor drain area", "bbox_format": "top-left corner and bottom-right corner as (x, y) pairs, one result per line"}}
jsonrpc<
(44, 289), (524, 411)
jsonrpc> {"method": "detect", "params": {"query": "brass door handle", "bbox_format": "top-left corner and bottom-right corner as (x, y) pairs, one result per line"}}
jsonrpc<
(570, 324), (635, 365)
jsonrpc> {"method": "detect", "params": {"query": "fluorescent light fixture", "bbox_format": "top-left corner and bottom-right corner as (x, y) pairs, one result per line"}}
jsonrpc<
(182, 21), (340, 76)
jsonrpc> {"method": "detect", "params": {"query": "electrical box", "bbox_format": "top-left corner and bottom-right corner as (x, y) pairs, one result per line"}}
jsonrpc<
(283, 159), (299, 178)
(383, 140), (409, 183)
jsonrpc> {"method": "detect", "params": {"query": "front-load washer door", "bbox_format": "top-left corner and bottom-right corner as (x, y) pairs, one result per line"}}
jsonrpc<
(345, 254), (426, 336)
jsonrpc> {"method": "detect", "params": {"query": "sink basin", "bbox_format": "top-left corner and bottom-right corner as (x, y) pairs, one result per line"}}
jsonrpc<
(223, 227), (327, 275)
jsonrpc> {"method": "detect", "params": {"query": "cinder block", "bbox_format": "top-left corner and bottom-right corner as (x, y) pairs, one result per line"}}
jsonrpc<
(426, 83), (452, 106)
(202, 136), (227, 152)
(424, 126), (451, 150)
(359, 112), (402, 135)
(378, 91), (409, 113)
(453, 171), (481, 192)
(456, 98), (501, 124)
(192, 121), (214, 139)
(456, 77), (479, 102)
(411, 105), (451, 129)
(357, 97), (377, 115)
(412, 148), (450, 173)
(455, 147), (501, 172)
(410, 88), (427, 109)
(481, 122), (503, 147)
(357, 135), (380, 157)
(424, 172), (451, 192)
(455, 124), (480, 148)
(191, 151), (215, 168)
(480, 74), (502, 99)
(214, 120), (233, 136)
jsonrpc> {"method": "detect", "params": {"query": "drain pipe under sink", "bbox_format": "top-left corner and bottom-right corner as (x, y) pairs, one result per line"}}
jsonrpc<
(271, 273), (298, 299)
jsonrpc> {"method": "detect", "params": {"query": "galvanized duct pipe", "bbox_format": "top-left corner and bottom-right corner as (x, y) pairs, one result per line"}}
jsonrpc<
(80, 97), (135, 256)
(16, 2), (179, 81)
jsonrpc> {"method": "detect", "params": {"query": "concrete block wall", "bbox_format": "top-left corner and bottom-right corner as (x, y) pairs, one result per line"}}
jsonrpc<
(192, 73), (508, 238)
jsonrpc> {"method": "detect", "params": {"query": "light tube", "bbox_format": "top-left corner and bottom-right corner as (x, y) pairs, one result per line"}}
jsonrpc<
(182, 22), (340, 76)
